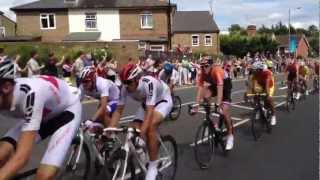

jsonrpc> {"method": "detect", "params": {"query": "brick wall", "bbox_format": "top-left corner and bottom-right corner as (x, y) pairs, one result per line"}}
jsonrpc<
(172, 33), (220, 55)
(16, 11), (69, 42)
(0, 16), (16, 36)
(119, 9), (168, 40)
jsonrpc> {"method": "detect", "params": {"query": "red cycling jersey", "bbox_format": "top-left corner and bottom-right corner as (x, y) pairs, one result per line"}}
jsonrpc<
(254, 69), (274, 87)
(285, 63), (299, 74)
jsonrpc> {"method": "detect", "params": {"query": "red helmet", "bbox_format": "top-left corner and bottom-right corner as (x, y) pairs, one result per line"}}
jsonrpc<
(80, 66), (96, 82)
(120, 64), (143, 82)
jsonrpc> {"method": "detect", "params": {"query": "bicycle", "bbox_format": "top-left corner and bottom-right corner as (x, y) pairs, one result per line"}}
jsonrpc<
(12, 124), (91, 180)
(286, 81), (297, 112)
(168, 94), (182, 121)
(247, 93), (272, 141)
(102, 126), (178, 180)
(188, 101), (228, 169)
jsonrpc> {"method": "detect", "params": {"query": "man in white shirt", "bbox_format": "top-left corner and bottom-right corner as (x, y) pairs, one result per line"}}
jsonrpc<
(27, 50), (44, 77)
(73, 51), (86, 87)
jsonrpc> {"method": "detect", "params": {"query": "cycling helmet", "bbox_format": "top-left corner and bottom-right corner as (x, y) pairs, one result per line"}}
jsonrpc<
(163, 63), (173, 74)
(80, 66), (96, 82)
(0, 59), (15, 80)
(252, 61), (266, 70)
(120, 64), (143, 82)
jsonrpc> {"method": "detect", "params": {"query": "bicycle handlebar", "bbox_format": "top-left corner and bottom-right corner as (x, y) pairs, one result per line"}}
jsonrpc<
(104, 127), (141, 134)
(246, 93), (268, 97)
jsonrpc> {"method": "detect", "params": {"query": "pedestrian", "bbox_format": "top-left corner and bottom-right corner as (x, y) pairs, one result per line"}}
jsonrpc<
(181, 56), (189, 85)
(0, 48), (7, 63)
(13, 54), (26, 77)
(26, 50), (44, 77)
(73, 51), (86, 87)
(62, 56), (73, 85)
(43, 52), (63, 77)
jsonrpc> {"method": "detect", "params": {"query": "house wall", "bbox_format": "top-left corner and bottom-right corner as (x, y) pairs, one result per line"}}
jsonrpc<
(68, 9), (120, 41)
(296, 38), (309, 58)
(16, 11), (69, 42)
(119, 9), (168, 40)
(0, 15), (16, 36)
(172, 33), (220, 55)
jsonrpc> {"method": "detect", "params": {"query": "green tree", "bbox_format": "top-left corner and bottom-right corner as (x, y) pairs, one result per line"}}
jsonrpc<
(229, 24), (242, 34)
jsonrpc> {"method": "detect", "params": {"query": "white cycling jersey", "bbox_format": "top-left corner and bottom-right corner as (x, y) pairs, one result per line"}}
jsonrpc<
(80, 76), (120, 101)
(158, 69), (179, 85)
(6, 76), (79, 132)
(119, 75), (171, 106)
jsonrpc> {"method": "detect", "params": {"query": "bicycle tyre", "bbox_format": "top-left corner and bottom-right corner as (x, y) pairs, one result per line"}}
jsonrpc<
(169, 96), (182, 121)
(157, 135), (178, 180)
(194, 121), (214, 169)
(58, 138), (91, 180)
(265, 111), (272, 134)
(251, 108), (264, 141)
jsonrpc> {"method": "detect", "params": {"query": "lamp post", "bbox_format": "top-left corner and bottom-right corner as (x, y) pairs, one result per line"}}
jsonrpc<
(288, 7), (302, 57)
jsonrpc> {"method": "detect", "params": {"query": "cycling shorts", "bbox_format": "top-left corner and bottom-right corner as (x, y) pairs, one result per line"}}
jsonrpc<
(134, 91), (173, 121)
(107, 100), (118, 117)
(287, 73), (297, 82)
(0, 101), (82, 167)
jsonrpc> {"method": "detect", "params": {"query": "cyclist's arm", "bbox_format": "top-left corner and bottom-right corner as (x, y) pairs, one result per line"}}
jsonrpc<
(92, 96), (108, 123)
(0, 131), (37, 179)
(196, 86), (204, 105)
(141, 105), (155, 137)
(265, 76), (272, 96)
(216, 85), (223, 105)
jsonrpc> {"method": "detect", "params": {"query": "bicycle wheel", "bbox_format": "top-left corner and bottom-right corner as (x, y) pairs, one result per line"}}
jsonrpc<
(169, 96), (182, 121)
(194, 121), (214, 169)
(157, 135), (178, 180)
(58, 138), (91, 180)
(251, 109), (264, 141)
(265, 110), (272, 134)
(286, 92), (295, 112)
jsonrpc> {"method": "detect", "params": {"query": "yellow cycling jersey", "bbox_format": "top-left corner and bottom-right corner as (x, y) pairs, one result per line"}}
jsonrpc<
(299, 65), (309, 77)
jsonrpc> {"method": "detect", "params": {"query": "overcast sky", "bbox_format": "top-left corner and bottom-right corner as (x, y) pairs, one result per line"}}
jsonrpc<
(1, 0), (318, 31)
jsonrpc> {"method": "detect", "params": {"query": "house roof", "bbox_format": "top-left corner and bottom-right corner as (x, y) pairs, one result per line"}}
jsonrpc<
(172, 11), (219, 33)
(63, 32), (101, 42)
(276, 34), (309, 48)
(11, 0), (175, 11)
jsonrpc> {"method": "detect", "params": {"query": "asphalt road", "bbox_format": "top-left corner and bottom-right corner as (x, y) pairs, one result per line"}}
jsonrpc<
(0, 74), (318, 180)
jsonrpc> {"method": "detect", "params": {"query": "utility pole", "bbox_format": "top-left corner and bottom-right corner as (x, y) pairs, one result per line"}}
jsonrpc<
(167, 0), (172, 50)
(318, 0), (320, 59)
(288, 8), (291, 57)
(209, 0), (214, 18)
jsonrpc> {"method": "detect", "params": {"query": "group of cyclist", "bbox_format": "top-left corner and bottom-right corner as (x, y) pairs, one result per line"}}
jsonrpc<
(0, 52), (318, 180)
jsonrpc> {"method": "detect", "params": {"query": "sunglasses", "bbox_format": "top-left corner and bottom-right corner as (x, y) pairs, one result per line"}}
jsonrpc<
(123, 80), (133, 85)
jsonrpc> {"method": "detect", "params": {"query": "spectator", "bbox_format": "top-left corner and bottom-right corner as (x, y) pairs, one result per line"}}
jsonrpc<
(43, 52), (63, 77)
(0, 48), (7, 63)
(26, 50), (44, 77)
(181, 56), (189, 85)
(62, 56), (73, 85)
(13, 55), (26, 77)
(73, 51), (86, 87)
(84, 53), (94, 67)
(143, 54), (156, 75)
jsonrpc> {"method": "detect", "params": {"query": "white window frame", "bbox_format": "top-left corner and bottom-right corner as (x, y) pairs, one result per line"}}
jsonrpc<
(85, 12), (97, 30)
(138, 41), (147, 50)
(40, 13), (56, 30)
(191, 34), (200, 46)
(204, 34), (212, 46)
(0, 27), (5, 37)
(149, 45), (165, 52)
(140, 13), (153, 29)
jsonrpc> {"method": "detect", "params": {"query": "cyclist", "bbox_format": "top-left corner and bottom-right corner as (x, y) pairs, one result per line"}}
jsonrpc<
(298, 61), (309, 96)
(110, 64), (173, 180)
(193, 58), (234, 150)
(285, 58), (299, 99)
(0, 60), (82, 180)
(158, 63), (179, 92)
(251, 62), (276, 126)
(79, 67), (120, 132)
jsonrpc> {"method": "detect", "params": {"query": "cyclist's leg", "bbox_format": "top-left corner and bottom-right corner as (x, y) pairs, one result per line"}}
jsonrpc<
(0, 121), (42, 168)
(36, 102), (82, 180)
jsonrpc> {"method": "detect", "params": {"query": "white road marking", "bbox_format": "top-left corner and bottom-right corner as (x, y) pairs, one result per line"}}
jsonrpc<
(279, 86), (288, 90)
(231, 104), (254, 110)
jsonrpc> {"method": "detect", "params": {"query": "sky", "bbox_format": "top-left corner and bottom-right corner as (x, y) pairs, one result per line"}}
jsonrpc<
(0, 0), (318, 32)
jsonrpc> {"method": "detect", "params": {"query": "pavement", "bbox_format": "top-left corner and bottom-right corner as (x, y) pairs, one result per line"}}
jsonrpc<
(0, 73), (318, 180)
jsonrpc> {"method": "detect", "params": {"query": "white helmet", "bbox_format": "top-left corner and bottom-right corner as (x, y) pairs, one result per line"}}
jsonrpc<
(252, 61), (267, 70)
(0, 59), (15, 79)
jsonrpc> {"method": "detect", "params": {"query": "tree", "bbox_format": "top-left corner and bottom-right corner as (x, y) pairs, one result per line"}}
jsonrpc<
(308, 25), (318, 36)
(229, 24), (242, 33)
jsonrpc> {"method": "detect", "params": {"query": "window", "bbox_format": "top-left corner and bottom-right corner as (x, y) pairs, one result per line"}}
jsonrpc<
(64, 0), (78, 3)
(150, 45), (165, 52)
(40, 13), (56, 29)
(85, 13), (97, 29)
(191, 35), (199, 46)
(140, 13), (153, 29)
(205, 35), (212, 46)
(0, 27), (5, 37)
(138, 41), (147, 50)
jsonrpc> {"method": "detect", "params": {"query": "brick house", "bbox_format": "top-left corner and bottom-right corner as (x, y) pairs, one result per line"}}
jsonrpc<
(172, 11), (220, 55)
(275, 34), (310, 58)
(11, 0), (175, 50)
(0, 11), (16, 37)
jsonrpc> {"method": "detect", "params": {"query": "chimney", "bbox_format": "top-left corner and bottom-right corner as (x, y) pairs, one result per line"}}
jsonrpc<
(247, 25), (256, 37)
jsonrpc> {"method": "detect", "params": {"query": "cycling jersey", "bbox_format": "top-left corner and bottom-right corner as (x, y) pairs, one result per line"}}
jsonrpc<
(119, 76), (172, 119)
(198, 66), (232, 103)
(252, 69), (275, 96)
(286, 63), (299, 81)
(1, 76), (82, 167)
(158, 69), (179, 85)
(299, 65), (309, 77)
(80, 76), (119, 101)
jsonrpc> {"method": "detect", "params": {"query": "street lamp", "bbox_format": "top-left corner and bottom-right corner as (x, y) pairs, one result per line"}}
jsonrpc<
(288, 7), (302, 57)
